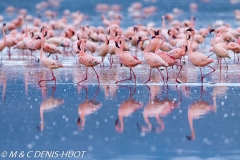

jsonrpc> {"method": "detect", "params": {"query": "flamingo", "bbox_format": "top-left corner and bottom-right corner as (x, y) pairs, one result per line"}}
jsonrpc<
(96, 35), (109, 66)
(154, 35), (183, 83)
(77, 39), (101, 84)
(38, 27), (63, 87)
(137, 37), (168, 84)
(210, 28), (231, 70)
(115, 35), (142, 84)
(186, 28), (215, 83)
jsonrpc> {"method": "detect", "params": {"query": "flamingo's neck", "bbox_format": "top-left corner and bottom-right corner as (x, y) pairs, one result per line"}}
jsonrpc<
(189, 33), (194, 53)
(2, 26), (6, 45)
(155, 37), (164, 53)
(213, 32), (216, 47)
(110, 29), (114, 41)
(40, 34), (45, 60)
(143, 38), (151, 53)
(162, 17), (166, 29)
(120, 37), (124, 52)
(79, 41), (85, 57)
(25, 23), (28, 37)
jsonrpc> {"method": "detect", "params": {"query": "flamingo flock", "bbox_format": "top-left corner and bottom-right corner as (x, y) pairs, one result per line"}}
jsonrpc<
(0, 1), (240, 87)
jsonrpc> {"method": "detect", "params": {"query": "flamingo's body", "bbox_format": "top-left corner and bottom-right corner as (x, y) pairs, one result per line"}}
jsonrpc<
(115, 35), (142, 84)
(78, 39), (101, 84)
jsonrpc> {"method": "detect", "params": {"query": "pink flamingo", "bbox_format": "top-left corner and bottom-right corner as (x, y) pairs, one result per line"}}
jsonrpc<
(154, 35), (183, 83)
(77, 39), (101, 84)
(38, 27), (63, 87)
(96, 35), (109, 66)
(115, 35), (142, 84)
(137, 37), (168, 84)
(186, 28), (215, 83)
(210, 28), (231, 70)
(115, 87), (143, 133)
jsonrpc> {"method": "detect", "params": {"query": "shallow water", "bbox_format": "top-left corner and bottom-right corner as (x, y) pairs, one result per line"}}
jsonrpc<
(1, 0), (240, 160)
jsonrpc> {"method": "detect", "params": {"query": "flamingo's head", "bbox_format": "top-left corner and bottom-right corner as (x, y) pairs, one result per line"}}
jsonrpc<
(137, 36), (142, 44)
(209, 28), (215, 34)
(186, 28), (194, 32)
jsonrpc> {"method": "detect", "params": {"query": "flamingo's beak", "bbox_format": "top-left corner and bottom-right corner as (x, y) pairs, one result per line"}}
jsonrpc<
(186, 28), (194, 32)
(137, 37), (142, 44)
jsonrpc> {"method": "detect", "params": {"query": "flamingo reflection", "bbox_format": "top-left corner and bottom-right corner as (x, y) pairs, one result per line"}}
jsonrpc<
(187, 87), (216, 140)
(77, 85), (102, 130)
(115, 87), (143, 133)
(137, 85), (180, 133)
(0, 70), (6, 103)
(38, 87), (64, 131)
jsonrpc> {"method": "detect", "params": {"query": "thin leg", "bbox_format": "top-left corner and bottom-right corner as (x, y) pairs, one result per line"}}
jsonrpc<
(78, 67), (88, 84)
(234, 52), (236, 62)
(175, 64), (182, 83)
(101, 57), (105, 67)
(199, 67), (204, 83)
(116, 68), (132, 84)
(92, 67), (100, 84)
(108, 55), (112, 68)
(202, 65), (215, 82)
(165, 67), (168, 83)
(219, 58), (222, 70)
(237, 54), (240, 62)
(223, 58), (228, 70)
(130, 68), (137, 85)
(38, 70), (56, 86)
(157, 68), (165, 84)
(144, 68), (152, 84)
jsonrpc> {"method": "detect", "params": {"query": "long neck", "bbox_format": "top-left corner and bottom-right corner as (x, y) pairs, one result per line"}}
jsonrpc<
(143, 38), (151, 53)
(79, 41), (85, 56)
(40, 108), (44, 131)
(189, 33), (194, 53)
(185, 32), (188, 44)
(213, 32), (216, 47)
(155, 37), (164, 53)
(25, 23), (28, 37)
(110, 29), (114, 41)
(104, 35), (108, 45)
(169, 33), (173, 45)
(162, 16), (166, 29)
(40, 34), (45, 60)
(120, 37), (124, 52)
(188, 113), (195, 140)
(2, 26), (6, 45)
